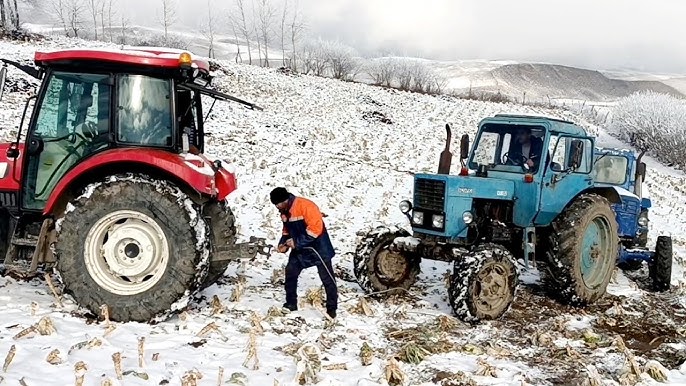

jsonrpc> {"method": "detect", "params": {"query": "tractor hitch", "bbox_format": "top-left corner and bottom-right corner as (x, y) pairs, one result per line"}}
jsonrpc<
(214, 236), (273, 261)
(390, 236), (468, 262)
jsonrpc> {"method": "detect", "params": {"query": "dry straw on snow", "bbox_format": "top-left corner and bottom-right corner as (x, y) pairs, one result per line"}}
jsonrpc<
(138, 336), (146, 368)
(384, 357), (406, 386)
(243, 330), (260, 370)
(46, 349), (62, 365)
(74, 361), (88, 386)
(3, 345), (16, 372)
(112, 352), (123, 380)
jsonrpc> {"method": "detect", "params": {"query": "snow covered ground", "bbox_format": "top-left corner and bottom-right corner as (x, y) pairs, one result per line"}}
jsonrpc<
(0, 36), (685, 385)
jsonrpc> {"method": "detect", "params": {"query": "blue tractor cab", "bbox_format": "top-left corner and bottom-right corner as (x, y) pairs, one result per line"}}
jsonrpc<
(355, 115), (625, 322)
(593, 147), (672, 290)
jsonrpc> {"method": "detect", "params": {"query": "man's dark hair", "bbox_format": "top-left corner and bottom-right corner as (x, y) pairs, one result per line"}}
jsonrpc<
(270, 187), (290, 205)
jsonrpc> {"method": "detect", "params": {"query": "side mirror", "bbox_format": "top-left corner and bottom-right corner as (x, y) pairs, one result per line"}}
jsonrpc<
(637, 162), (647, 178)
(569, 139), (584, 169)
(6, 143), (19, 159)
(460, 134), (470, 160)
(0, 65), (7, 102)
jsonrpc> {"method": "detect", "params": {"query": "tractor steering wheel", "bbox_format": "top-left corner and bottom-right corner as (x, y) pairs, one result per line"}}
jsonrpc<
(502, 152), (531, 171)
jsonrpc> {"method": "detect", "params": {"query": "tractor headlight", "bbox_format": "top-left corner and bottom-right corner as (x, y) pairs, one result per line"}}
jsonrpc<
(462, 211), (474, 224)
(412, 211), (424, 225)
(399, 200), (412, 214)
(638, 215), (649, 227)
(432, 214), (445, 229)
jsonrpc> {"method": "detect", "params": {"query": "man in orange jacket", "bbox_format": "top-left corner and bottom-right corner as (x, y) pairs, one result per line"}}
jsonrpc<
(271, 187), (338, 319)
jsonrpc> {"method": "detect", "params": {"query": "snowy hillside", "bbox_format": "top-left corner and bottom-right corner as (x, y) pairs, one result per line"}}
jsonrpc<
(0, 36), (685, 386)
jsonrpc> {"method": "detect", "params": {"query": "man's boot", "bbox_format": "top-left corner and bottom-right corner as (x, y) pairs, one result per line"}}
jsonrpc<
(282, 303), (298, 312)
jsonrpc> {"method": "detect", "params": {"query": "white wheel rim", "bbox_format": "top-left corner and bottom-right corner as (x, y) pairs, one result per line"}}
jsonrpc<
(84, 210), (170, 295)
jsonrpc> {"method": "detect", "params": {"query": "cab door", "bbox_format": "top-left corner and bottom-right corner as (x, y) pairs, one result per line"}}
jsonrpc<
(21, 71), (111, 211)
(535, 135), (595, 225)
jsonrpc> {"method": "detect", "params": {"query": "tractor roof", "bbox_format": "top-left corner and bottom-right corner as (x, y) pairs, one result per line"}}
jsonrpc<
(34, 47), (210, 72)
(483, 114), (587, 136)
(594, 147), (636, 158)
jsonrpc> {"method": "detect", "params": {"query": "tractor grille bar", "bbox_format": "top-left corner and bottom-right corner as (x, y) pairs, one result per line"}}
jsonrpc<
(0, 192), (17, 208)
(414, 178), (446, 211)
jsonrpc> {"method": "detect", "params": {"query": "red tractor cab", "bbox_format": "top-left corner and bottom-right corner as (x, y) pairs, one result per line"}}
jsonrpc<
(0, 48), (269, 322)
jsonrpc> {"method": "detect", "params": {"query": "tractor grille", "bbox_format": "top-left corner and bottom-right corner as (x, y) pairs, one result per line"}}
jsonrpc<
(0, 191), (17, 207)
(414, 178), (446, 211)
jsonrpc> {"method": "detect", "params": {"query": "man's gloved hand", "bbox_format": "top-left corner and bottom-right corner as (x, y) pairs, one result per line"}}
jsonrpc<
(285, 239), (295, 249)
(277, 244), (289, 254)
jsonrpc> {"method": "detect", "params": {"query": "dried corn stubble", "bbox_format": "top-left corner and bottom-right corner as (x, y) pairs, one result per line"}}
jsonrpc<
(197, 322), (229, 341)
(270, 267), (285, 285)
(210, 295), (225, 316)
(123, 370), (149, 380)
(3, 345), (16, 372)
(181, 369), (203, 386)
(44, 273), (64, 307)
(644, 360), (669, 382)
(36, 316), (56, 335)
(475, 358), (497, 377)
(439, 371), (477, 386)
(112, 352), (123, 380)
(360, 342), (374, 366)
(230, 276), (247, 302)
(294, 343), (322, 385)
(349, 297), (374, 316)
(250, 311), (265, 335)
(582, 365), (603, 386)
(266, 306), (286, 319)
(302, 287), (324, 309)
(436, 315), (460, 331)
(384, 357), (406, 386)
(68, 337), (103, 355)
(322, 363), (347, 371)
(30, 302), (38, 316)
(101, 377), (115, 386)
(398, 342), (431, 365)
(217, 366), (224, 385)
(228, 372), (248, 385)
(12, 325), (38, 340)
(138, 337), (146, 368)
(74, 361), (88, 386)
(18, 377), (27, 386)
(243, 330), (259, 370)
(46, 349), (62, 365)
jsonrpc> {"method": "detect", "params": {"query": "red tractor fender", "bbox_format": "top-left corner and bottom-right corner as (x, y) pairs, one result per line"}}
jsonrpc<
(43, 148), (237, 215)
(0, 143), (24, 192)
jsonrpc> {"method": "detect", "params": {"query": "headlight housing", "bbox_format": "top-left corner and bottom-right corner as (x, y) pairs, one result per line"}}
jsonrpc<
(399, 200), (412, 214)
(462, 211), (474, 224)
(638, 214), (649, 227)
(432, 214), (445, 229)
(412, 211), (424, 225)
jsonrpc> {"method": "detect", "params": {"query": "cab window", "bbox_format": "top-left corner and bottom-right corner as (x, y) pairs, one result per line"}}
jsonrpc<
(116, 75), (173, 147)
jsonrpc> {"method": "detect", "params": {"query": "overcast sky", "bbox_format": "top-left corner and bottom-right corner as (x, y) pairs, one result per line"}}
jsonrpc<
(114, 0), (685, 73)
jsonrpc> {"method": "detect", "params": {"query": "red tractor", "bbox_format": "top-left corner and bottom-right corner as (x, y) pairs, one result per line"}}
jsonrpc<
(0, 48), (269, 322)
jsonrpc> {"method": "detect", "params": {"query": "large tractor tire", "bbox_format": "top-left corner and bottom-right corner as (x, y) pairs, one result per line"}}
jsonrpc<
(542, 194), (618, 305)
(353, 226), (421, 295)
(55, 174), (211, 322)
(448, 243), (518, 322)
(650, 236), (672, 292)
(201, 200), (238, 289)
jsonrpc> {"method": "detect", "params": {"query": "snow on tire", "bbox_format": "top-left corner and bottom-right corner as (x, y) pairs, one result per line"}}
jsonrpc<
(55, 174), (210, 323)
(201, 200), (238, 289)
(353, 225), (420, 295)
(650, 236), (672, 292)
(543, 193), (618, 305)
(448, 243), (519, 323)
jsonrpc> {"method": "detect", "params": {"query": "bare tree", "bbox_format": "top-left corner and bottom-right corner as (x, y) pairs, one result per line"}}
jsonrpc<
(256, 0), (276, 67)
(106, 0), (116, 42)
(67, 0), (85, 37)
(299, 39), (327, 76)
(278, 0), (288, 67)
(87, 0), (101, 39)
(47, 0), (69, 35)
(8, 0), (19, 29)
(200, 0), (216, 58)
(226, 13), (242, 63)
(118, 13), (129, 44)
(366, 57), (398, 88)
(325, 41), (360, 81)
(233, 0), (252, 65)
(288, 0), (305, 72)
(157, 0), (177, 45)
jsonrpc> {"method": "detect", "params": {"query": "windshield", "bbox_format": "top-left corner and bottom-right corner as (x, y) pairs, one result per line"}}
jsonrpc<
(469, 124), (546, 173)
(593, 154), (629, 185)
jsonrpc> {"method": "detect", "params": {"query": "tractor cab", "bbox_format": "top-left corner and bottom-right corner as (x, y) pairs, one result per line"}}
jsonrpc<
(592, 147), (650, 246)
(0, 48), (268, 323)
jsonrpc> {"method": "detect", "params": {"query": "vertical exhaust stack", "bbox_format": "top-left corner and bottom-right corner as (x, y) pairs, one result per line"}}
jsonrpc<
(437, 123), (453, 175)
(634, 150), (646, 200)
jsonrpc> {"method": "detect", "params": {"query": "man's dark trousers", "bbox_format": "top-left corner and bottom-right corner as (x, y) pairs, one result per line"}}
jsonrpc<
(285, 253), (338, 311)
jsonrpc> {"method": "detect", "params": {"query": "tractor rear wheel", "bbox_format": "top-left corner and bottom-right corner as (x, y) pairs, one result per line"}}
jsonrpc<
(353, 226), (420, 295)
(448, 243), (518, 322)
(55, 174), (210, 322)
(543, 194), (618, 305)
(201, 200), (238, 289)
(650, 236), (672, 292)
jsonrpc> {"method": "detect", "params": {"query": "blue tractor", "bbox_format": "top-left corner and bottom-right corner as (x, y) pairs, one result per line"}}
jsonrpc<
(593, 147), (672, 291)
(354, 115), (625, 322)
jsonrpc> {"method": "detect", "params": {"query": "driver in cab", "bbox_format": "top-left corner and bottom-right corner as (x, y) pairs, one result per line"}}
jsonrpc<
(507, 127), (543, 172)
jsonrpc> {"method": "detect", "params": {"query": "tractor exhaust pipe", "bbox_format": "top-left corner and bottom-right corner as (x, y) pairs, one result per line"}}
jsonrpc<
(634, 150), (646, 200)
(437, 123), (453, 174)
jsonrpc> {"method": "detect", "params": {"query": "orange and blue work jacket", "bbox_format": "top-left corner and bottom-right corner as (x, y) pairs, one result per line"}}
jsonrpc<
(278, 194), (335, 268)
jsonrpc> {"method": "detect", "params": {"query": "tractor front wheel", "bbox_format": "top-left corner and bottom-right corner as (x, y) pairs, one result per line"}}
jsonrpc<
(650, 236), (672, 292)
(55, 174), (210, 322)
(543, 193), (618, 305)
(353, 226), (420, 295)
(448, 243), (518, 322)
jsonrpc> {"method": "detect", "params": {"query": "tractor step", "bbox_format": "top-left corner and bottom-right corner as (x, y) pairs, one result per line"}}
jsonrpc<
(11, 238), (38, 247)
